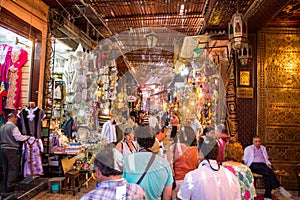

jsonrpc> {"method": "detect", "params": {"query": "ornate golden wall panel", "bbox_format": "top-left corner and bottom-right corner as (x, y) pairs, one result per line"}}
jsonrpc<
(258, 28), (300, 190)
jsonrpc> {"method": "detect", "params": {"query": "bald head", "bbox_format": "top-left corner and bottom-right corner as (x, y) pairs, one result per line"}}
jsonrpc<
(7, 113), (17, 124)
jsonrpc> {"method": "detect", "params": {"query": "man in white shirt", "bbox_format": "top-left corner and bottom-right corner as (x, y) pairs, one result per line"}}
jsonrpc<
(178, 137), (240, 200)
(243, 136), (292, 199)
(148, 113), (158, 128)
(101, 116), (117, 144)
(190, 114), (202, 136)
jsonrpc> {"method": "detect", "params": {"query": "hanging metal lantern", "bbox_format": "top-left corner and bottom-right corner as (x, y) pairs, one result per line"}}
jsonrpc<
(228, 12), (247, 50)
(238, 41), (252, 66)
(145, 31), (158, 48)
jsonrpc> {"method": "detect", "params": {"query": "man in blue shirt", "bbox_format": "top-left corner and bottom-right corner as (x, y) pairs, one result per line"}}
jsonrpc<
(123, 125), (173, 200)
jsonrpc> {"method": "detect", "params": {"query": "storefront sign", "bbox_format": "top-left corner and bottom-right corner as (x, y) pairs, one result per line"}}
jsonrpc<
(237, 87), (253, 98)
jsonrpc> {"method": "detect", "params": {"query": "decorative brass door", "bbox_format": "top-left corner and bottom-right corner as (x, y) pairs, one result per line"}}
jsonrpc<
(257, 28), (300, 189)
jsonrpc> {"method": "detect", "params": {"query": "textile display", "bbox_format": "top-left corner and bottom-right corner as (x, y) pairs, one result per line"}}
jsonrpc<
(0, 44), (28, 110)
(0, 82), (8, 115)
(22, 136), (44, 177)
(17, 106), (45, 138)
(0, 44), (13, 82)
(6, 47), (28, 109)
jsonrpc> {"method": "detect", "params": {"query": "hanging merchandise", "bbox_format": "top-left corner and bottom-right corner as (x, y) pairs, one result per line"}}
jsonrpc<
(183, 49), (224, 127)
(95, 40), (120, 117)
(0, 82), (8, 114)
(6, 46), (28, 109)
(23, 136), (44, 177)
(17, 102), (45, 138)
(54, 85), (62, 100)
(0, 82), (8, 126)
(0, 44), (13, 83)
(0, 43), (29, 110)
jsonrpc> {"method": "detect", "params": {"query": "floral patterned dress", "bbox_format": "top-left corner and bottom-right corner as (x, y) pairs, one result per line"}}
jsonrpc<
(223, 162), (256, 200)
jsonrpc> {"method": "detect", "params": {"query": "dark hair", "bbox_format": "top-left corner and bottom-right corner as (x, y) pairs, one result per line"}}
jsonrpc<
(94, 159), (122, 177)
(203, 126), (214, 136)
(253, 136), (260, 139)
(175, 126), (197, 146)
(135, 126), (155, 148)
(222, 128), (228, 134)
(93, 147), (123, 177)
(198, 136), (219, 160)
(160, 126), (167, 133)
(137, 137), (155, 148)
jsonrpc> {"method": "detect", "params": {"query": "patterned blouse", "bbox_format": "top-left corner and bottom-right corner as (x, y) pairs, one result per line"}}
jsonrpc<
(223, 162), (257, 200)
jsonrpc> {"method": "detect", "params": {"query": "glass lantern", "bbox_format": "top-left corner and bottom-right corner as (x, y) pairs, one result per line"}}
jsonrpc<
(228, 12), (247, 50)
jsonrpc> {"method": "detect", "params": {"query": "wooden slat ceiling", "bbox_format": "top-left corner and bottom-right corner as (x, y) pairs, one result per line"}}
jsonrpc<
(42, 0), (299, 78)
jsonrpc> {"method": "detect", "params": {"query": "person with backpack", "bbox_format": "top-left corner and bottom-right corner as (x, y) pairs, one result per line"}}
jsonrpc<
(123, 125), (173, 200)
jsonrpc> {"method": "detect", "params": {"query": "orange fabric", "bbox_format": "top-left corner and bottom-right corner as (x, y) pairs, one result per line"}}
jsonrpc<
(170, 116), (179, 126)
(173, 145), (198, 180)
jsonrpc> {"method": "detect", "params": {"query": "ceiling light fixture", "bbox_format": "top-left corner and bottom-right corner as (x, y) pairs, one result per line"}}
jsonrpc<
(145, 31), (158, 48)
(180, 4), (185, 15)
(228, 11), (247, 50)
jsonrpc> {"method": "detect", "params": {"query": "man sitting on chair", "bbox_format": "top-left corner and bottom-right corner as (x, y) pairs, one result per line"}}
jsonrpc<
(243, 136), (292, 200)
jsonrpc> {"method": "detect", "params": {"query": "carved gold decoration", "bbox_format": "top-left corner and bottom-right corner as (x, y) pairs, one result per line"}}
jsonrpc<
(42, 31), (54, 119)
(257, 28), (300, 189)
(226, 61), (238, 138)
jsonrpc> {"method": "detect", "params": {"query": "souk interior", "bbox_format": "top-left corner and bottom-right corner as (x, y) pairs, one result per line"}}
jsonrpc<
(0, 0), (299, 199)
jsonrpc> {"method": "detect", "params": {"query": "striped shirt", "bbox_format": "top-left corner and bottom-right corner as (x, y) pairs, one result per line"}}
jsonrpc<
(101, 121), (116, 144)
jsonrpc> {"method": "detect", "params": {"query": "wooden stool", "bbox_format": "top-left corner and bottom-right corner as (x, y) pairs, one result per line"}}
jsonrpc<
(48, 177), (65, 193)
(253, 173), (264, 188)
(63, 169), (81, 196)
(274, 169), (289, 185)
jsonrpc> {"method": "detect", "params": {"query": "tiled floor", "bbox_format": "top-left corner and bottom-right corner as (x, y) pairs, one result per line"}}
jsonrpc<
(31, 179), (97, 200)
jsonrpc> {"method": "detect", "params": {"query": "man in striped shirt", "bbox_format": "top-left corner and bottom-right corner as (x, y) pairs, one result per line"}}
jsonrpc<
(80, 147), (146, 200)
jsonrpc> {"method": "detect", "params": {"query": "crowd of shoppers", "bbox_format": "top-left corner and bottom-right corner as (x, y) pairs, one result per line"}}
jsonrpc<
(0, 104), (292, 199)
(89, 117), (294, 200)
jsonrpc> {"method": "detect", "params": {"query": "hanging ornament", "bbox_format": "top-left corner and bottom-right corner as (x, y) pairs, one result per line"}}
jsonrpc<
(228, 11), (247, 50)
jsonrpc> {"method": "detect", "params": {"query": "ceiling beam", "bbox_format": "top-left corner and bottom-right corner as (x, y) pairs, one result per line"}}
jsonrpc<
(79, 0), (113, 36)
(246, 0), (293, 33)
(104, 13), (204, 20)
(49, 9), (97, 50)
